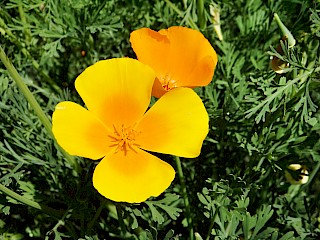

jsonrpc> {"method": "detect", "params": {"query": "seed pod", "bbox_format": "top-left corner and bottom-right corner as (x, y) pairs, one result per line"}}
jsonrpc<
(274, 13), (296, 48)
(271, 13), (296, 74)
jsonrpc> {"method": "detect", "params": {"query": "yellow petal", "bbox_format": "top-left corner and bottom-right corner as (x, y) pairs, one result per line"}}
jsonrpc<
(52, 101), (112, 159)
(130, 27), (218, 97)
(75, 58), (155, 127)
(135, 88), (209, 158)
(93, 149), (175, 203)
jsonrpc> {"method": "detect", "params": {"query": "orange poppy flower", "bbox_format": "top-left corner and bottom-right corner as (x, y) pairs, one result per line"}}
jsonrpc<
(130, 26), (218, 98)
(52, 58), (208, 203)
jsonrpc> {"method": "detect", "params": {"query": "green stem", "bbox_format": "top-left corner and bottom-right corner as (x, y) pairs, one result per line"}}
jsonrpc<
(175, 156), (194, 240)
(205, 201), (219, 240)
(116, 204), (126, 236)
(17, 2), (32, 45)
(87, 199), (107, 230)
(0, 183), (62, 218)
(0, 46), (51, 134)
(0, 45), (79, 172)
(197, 0), (206, 30)
(0, 17), (60, 93)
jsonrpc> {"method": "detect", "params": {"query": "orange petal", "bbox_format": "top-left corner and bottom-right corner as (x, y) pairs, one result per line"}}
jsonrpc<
(151, 76), (168, 98)
(52, 101), (112, 159)
(75, 58), (155, 128)
(135, 88), (209, 158)
(93, 149), (175, 203)
(130, 28), (169, 79)
(130, 26), (218, 97)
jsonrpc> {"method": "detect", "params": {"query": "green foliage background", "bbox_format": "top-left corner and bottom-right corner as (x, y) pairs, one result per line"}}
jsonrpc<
(1, 0), (320, 239)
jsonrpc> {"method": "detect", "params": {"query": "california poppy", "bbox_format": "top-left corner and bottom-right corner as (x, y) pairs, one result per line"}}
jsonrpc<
(130, 26), (218, 98)
(52, 58), (208, 203)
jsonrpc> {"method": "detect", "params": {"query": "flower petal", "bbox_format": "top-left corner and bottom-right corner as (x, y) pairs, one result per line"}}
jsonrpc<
(135, 88), (209, 158)
(151, 76), (168, 99)
(158, 27), (218, 86)
(75, 58), (155, 127)
(130, 26), (218, 97)
(130, 28), (169, 82)
(52, 101), (112, 159)
(93, 149), (175, 203)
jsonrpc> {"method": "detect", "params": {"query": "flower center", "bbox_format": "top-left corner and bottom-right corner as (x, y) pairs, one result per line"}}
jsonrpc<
(160, 73), (177, 91)
(108, 124), (140, 155)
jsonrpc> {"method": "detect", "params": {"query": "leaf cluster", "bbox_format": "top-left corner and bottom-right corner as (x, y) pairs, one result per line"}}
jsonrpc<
(1, 0), (320, 239)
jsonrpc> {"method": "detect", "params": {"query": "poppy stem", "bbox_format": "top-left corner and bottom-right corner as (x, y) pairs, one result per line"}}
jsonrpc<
(0, 45), (80, 173)
(175, 156), (194, 240)
(116, 204), (127, 235)
(0, 182), (63, 218)
(197, 0), (206, 30)
(87, 198), (107, 231)
(17, 1), (31, 45)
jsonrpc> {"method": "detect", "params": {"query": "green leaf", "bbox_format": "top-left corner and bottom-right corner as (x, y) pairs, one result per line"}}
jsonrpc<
(197, 192), (209, 205)
(279, 232), (295, 240)
(251, 205), (274, 239)
(2, 205), (10, 215)
(163, 229), (174, 240)
(129, 211), (139, 229)
(145, 194), (182, 223)
(145, 202), (165, 224)
(254, 227), (276, 239)
(243, 212), (257, 240)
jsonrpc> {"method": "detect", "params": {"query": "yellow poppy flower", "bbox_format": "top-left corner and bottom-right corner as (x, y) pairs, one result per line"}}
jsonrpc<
(52, 58), (209, 203)
(130, 26), (218, 98)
